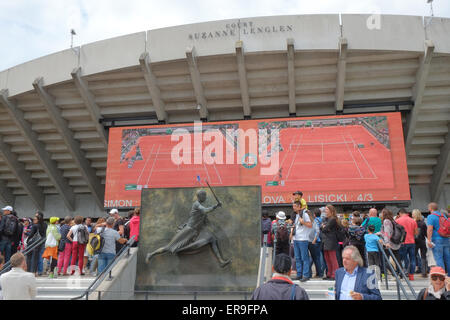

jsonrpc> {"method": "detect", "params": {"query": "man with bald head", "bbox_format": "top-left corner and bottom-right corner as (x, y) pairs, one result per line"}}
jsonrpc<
(362, 208), (382, 233)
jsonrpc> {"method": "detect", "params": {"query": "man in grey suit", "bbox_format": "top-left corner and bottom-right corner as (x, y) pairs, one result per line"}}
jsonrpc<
(334, 245), (382, 300)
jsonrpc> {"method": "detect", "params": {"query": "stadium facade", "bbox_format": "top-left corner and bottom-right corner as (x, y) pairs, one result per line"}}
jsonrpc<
(0, 14), (449, 218)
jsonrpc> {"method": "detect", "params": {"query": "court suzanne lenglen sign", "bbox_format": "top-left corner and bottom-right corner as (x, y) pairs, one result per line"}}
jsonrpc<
(188, 21), (294, 40)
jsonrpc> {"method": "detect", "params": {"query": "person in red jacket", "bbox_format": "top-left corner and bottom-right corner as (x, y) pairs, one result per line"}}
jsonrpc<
(129, 208), (140, 247)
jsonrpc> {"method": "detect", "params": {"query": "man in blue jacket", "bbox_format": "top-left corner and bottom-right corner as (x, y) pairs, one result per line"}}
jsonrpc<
(335, 245), (382, 300)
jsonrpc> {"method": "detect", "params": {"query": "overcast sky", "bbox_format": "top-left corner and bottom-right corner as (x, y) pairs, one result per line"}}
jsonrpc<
(0, 0), (449, 72)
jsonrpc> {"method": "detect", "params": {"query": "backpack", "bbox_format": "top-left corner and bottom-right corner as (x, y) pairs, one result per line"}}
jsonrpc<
(276, 222), (289, 245)
(431, 212), (450, 238)
(77, 225), (90, 245)
(390, 221), (406, 244)
(87, 227), (106, 255)
(262, 218), (272, 234)
(3, 215), (18, 237)
(124, 220), (130, 239)
(336, 224), (347, 243)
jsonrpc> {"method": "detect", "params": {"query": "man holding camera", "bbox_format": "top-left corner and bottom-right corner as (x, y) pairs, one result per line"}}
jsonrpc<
(290, 200), (313, 282)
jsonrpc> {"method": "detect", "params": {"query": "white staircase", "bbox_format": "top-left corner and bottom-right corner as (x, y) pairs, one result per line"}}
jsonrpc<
(35, 276), (96, 300)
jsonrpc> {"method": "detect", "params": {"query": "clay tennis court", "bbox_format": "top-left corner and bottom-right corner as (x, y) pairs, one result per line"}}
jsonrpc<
(119, 134), (240, 190)
(265, 125), (394, 192)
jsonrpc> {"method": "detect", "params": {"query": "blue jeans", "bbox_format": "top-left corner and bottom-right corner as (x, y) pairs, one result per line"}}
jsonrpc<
(399, 243), (416, 275)
(0, 239), (12, 263)
(308, 242), (323, 277)
(90, 254), (99, 275)
(97, 253), (115, 274)
(293, 240), (310, 278)
(432, 238), (450, 276)
(29, 243), (45, 274)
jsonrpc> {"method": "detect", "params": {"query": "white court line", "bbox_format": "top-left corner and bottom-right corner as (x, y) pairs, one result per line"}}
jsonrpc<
(285, 134), (303, 181)
(348, 134), (378, 179)
(145, 144), (161, 186)
(136, 144), (155, 185)
(212, 162), (223, 185)
(285, 177), (378, 182)
(342, 134), (363, 178)
(203, 162), (212, 184)
(291, 161), (355, 165)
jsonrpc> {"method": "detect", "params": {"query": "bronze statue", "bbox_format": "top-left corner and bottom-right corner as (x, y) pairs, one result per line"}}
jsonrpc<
(145, 189), (232, 268)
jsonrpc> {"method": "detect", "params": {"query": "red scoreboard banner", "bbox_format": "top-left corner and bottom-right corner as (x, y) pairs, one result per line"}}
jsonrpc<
(104, 113), (410, 208)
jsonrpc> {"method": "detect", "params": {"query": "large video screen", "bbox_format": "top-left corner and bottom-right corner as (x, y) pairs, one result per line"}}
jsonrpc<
(104, 113), (410, 208)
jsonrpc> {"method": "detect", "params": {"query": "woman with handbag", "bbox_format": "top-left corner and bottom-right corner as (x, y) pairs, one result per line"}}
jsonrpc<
(42, 217), (61, 278)
(26, 212), (47, 276)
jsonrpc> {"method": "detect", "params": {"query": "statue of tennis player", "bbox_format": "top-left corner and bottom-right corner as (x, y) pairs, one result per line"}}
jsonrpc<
(145, 189), (232, 268)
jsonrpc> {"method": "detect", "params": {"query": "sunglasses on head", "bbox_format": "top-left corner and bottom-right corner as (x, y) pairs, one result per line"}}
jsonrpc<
(431, 274), (445, 281)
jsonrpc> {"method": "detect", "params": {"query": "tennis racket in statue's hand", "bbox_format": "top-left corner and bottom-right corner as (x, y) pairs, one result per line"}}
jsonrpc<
(205, 180), (222, 207)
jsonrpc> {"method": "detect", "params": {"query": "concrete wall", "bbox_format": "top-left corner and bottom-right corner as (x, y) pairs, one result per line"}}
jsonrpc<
(12, 194), (106, 218)
(91, 247), (138, 300)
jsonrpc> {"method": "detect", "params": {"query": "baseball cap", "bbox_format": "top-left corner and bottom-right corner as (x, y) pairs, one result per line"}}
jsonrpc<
(109, 208), (119, 215)
(2, 206), (13, 211)
(292, 191), (303, 196)
(429, 266), (446, 277)
(276, 211), (286, 220)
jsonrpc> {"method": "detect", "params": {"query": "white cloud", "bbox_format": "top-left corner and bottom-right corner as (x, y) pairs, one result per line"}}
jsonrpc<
(0, 0), (449, 72)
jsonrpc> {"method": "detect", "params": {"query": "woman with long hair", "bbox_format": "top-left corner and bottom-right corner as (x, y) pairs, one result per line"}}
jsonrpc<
(320, 204), (340, 280)
(412, 209), (428, 278)
(27, 212), (47, 276)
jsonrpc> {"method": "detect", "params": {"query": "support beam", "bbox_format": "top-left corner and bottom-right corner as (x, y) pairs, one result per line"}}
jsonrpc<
(0, 89), (76, 211)
(0, 178), (15, 207)
(0, 136), (45, 210)
(139, 52), (168, 123)
(335, 37), (348, 113)
(430, 123), (450, 203)
(405, 40), (435, 153)
(186, 46), (208, 120)
(71, 67), (108, 148)
(287, 38), (296, 115)
(235, 41), (251, 118)
(32, 78), (104, 209)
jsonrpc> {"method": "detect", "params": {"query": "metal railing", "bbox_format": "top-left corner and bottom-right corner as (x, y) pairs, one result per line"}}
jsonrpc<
(0, 236), (47, 276)
(71, 235), (136, 300)
(258, 234), (268, 286)
(377, 242), (417, 300)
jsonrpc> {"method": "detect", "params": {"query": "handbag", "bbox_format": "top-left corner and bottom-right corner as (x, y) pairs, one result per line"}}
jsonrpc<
(58, 238), (66, 252)
(45, 231), (57, 247)
(27, 229), (42, 245)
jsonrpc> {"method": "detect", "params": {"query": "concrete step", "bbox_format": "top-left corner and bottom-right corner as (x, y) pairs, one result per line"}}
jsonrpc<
(34, 276), (96, 300)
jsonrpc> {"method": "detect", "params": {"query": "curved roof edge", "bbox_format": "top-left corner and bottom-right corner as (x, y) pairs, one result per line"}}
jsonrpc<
(1, 14), (449, 97)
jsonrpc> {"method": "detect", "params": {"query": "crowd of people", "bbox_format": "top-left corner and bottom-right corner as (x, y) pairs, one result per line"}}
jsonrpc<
(259, 192), (450, 300)
(0, 206), (141, 280)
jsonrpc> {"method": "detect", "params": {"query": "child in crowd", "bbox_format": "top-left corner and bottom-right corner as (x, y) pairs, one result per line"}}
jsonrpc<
(364, 225), (382, 279)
